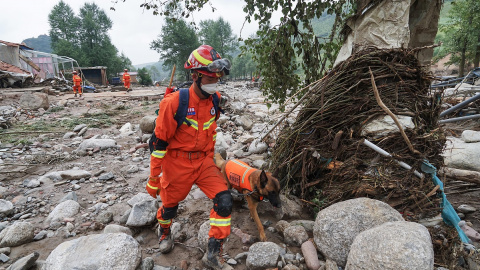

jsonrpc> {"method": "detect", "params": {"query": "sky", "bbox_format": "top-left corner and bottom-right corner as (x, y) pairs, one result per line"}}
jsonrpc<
(0, 0), (281, 65)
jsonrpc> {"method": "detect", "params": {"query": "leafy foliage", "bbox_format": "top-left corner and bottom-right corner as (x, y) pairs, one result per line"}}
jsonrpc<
(150, 16), (200, 80)
(434, 0), (480, 75)
(131, 0), (350, 106)
(199, 18), (238, 59)
(137, 67), (153, 85)
(48, 1), (133, 78)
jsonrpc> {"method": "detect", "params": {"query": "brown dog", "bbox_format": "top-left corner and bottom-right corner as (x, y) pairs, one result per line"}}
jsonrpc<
(214, 153), (281, 241)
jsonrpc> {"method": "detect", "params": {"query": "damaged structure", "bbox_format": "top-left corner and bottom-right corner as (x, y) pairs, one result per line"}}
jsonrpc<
(0, 40), (80, 88)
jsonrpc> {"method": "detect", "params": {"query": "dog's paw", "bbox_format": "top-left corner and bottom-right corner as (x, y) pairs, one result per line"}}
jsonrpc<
(260, 233), (267, 242)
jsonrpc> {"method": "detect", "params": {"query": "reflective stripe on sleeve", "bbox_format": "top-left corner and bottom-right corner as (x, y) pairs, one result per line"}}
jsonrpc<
(203, 116), (216, 130)
(151, 150), (166, 158)
(209, 217), (231, 227)
(158, 219), (172, 225)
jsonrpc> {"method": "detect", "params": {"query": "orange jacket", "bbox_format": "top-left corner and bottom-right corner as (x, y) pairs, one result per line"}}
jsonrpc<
(225, 159), (257, 193)
(73, 75), (81, 86)
(150, 85), (219, 176)
(123, 73), (131, 82)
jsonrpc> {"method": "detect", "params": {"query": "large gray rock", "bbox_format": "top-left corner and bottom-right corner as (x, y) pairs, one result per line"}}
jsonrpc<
(45, 200), (80, 225)
(6, 252), (39, 270)
(43, 233), (141, 270)
(125, 199), (158, 227)
(0, 200), (14, 216)
(198, 221), (211, 249)
(75, 139), (117, 152)
(0, 222), (34, 247)
(103, 224), (132, 236)
(462, 130), (480, 143)
(313, 198), (403, 267)
(361, 115), (414, 137)
(127, 193), (153, 207)
(443, 136), (480, 171)
(283, 225), (309, 247)
(19, 93), (49, 110)
(59, 169), (91, 180)
(248, 139), (268, 154)
(140, 115), (157, 134)
(235, 115), (254, 130)
(345, 221), (433, 270)
(246, 242), (281, 269)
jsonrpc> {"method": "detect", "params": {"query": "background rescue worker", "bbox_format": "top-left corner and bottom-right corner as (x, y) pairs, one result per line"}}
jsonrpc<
(146, 45), (232, 270)
(72, 70), (82, 97)
(123, 68), (131, 92)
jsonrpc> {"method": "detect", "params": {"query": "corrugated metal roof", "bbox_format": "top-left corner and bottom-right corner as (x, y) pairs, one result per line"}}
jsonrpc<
(0, 60), (30, 74)
(0, 40), (34, 50)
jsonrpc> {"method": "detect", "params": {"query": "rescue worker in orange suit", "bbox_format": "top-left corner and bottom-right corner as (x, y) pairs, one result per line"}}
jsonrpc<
(72, 70), (82, 98)
(123, 69), (131, 92)
(146, 45), (232, 270)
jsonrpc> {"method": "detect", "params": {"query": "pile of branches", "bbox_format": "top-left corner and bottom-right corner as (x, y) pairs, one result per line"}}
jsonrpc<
(270, 47), (445, 218)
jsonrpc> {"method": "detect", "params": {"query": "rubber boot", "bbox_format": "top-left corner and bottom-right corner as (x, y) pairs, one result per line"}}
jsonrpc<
(74, 93), (77, 97)
(202, 237), (230, 270)
(158, 225), (174, 254)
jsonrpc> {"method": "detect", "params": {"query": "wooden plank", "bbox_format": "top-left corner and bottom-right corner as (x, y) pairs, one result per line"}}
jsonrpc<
(19, 54), (41, 72)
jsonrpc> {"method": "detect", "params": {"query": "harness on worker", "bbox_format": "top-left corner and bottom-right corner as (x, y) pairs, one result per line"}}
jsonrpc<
(148, 87), (221, 153)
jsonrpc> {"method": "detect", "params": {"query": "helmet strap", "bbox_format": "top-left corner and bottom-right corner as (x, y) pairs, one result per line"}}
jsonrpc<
(195, 73), (212, 98)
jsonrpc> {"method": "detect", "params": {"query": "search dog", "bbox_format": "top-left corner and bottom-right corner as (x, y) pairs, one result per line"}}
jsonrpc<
(214, 153), (281, 241)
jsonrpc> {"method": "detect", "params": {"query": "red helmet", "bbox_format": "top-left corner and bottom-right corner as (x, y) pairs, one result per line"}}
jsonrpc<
(72, 71), (77, 74)
(184, 45), (231, 78)
(124, 69), (128, 72)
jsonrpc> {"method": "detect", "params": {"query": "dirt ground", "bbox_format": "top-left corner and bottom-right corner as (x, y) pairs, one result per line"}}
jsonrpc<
(0, 85), (311, 269)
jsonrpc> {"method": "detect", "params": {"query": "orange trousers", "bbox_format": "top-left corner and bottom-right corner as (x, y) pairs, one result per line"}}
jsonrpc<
(124, 81), (131, 89)
(156, 151), (231, 239)
(73, 85), (82, 94)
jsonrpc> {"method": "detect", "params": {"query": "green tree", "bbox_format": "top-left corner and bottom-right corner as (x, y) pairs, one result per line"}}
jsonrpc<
(138, 67), (153, 85)
(199, 18), (238, 59)
(128, 0), (349, 105)
(436, 0), (480, 76)
(48, 0), (80, 58)
(149, 66), (161, 82)
(150, 17), (200, 80)
(48, 2), (133, 79)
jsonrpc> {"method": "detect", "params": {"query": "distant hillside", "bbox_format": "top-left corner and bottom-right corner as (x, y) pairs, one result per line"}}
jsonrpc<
(22, 34), (52, 53)
(134, 61), (172, 82)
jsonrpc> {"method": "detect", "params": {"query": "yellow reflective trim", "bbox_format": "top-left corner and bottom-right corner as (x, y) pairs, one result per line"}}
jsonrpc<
(193, 50), (213, 66)
(203, 116), (216, 130)
(158, 219), (172, 225)
(147, 183), (158, 190)
(231, 160), (252, 184)
(209, 217), (231, 227)
(151, 150), (166, 158)
(213, 134), (217, 141)
(183, 118), (198, 130)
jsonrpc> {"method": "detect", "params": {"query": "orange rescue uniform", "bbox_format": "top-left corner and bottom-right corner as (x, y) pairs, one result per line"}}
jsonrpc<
(150, 85), (230, 239)
(123, 73), (131, 89)
(72, 74), (82, 94)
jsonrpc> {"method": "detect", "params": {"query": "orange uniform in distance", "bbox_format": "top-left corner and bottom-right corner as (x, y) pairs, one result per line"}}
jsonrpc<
(72, 74), (82, 94)
(123, 72), (131, 89)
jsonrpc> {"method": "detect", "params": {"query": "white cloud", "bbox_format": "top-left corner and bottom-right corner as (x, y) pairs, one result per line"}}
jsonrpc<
(0, 0), (280, 65)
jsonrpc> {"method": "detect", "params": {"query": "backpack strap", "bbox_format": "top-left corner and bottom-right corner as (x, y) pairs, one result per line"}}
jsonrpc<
(212, 92), (223, 120)
(174, 88), (190, 129)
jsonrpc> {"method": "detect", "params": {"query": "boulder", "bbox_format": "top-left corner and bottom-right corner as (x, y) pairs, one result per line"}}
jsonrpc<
(45, 200), (80, 225)
(140, 115), (157, 134)
(313, 197), (403, 266)
(0, 222), (34, 247)
(283, 225), (309, 247)
(125, 199), (158, 227)
(6, 252), (39, 270)
(462, 130), (480, 143)
(19, 93), (49, 110)
(0, 200), (14, 216)
(443, 136), (480, 172)
(246, 242), (281, 269)
(43, 233), (141, 270)
(345, 221), (433, 270)
(361, 115), (414, 137)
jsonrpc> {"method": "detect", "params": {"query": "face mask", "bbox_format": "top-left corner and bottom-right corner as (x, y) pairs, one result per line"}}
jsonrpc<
(201, 83), (218, 94)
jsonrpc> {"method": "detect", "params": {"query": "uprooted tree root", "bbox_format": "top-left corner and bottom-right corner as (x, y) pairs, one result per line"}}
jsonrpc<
(269, 46), (473, 266)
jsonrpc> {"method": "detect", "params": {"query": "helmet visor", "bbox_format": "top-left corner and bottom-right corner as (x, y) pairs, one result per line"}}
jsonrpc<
(206, 59), (231, 73)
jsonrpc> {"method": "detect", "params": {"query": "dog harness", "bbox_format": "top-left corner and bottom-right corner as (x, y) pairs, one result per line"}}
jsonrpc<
(225, 159), (263, 201)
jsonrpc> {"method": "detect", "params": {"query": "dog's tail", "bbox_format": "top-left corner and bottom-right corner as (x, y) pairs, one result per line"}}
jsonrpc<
(214, 152), (225, 168)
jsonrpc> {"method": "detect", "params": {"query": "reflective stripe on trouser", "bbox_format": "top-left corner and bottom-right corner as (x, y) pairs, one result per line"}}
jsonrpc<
(73, 85), (82, 94)
(159, 152), (230, 239)
(208, 209), (231, 239)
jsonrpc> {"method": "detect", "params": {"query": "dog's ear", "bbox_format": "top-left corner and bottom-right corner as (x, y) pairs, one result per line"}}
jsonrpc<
(260, 170), (268, 189)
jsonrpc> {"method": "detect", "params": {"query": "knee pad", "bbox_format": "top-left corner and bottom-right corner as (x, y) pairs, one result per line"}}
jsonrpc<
(161, 205), (178, 220)
(213, 190), (233, 217)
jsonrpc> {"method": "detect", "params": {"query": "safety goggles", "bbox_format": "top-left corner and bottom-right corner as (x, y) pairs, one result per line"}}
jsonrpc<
(196, 58), (231, 73)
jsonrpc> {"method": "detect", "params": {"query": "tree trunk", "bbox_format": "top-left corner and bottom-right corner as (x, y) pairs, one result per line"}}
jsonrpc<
(459, 37), (467, 77)
(474, 33), (480, 68)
